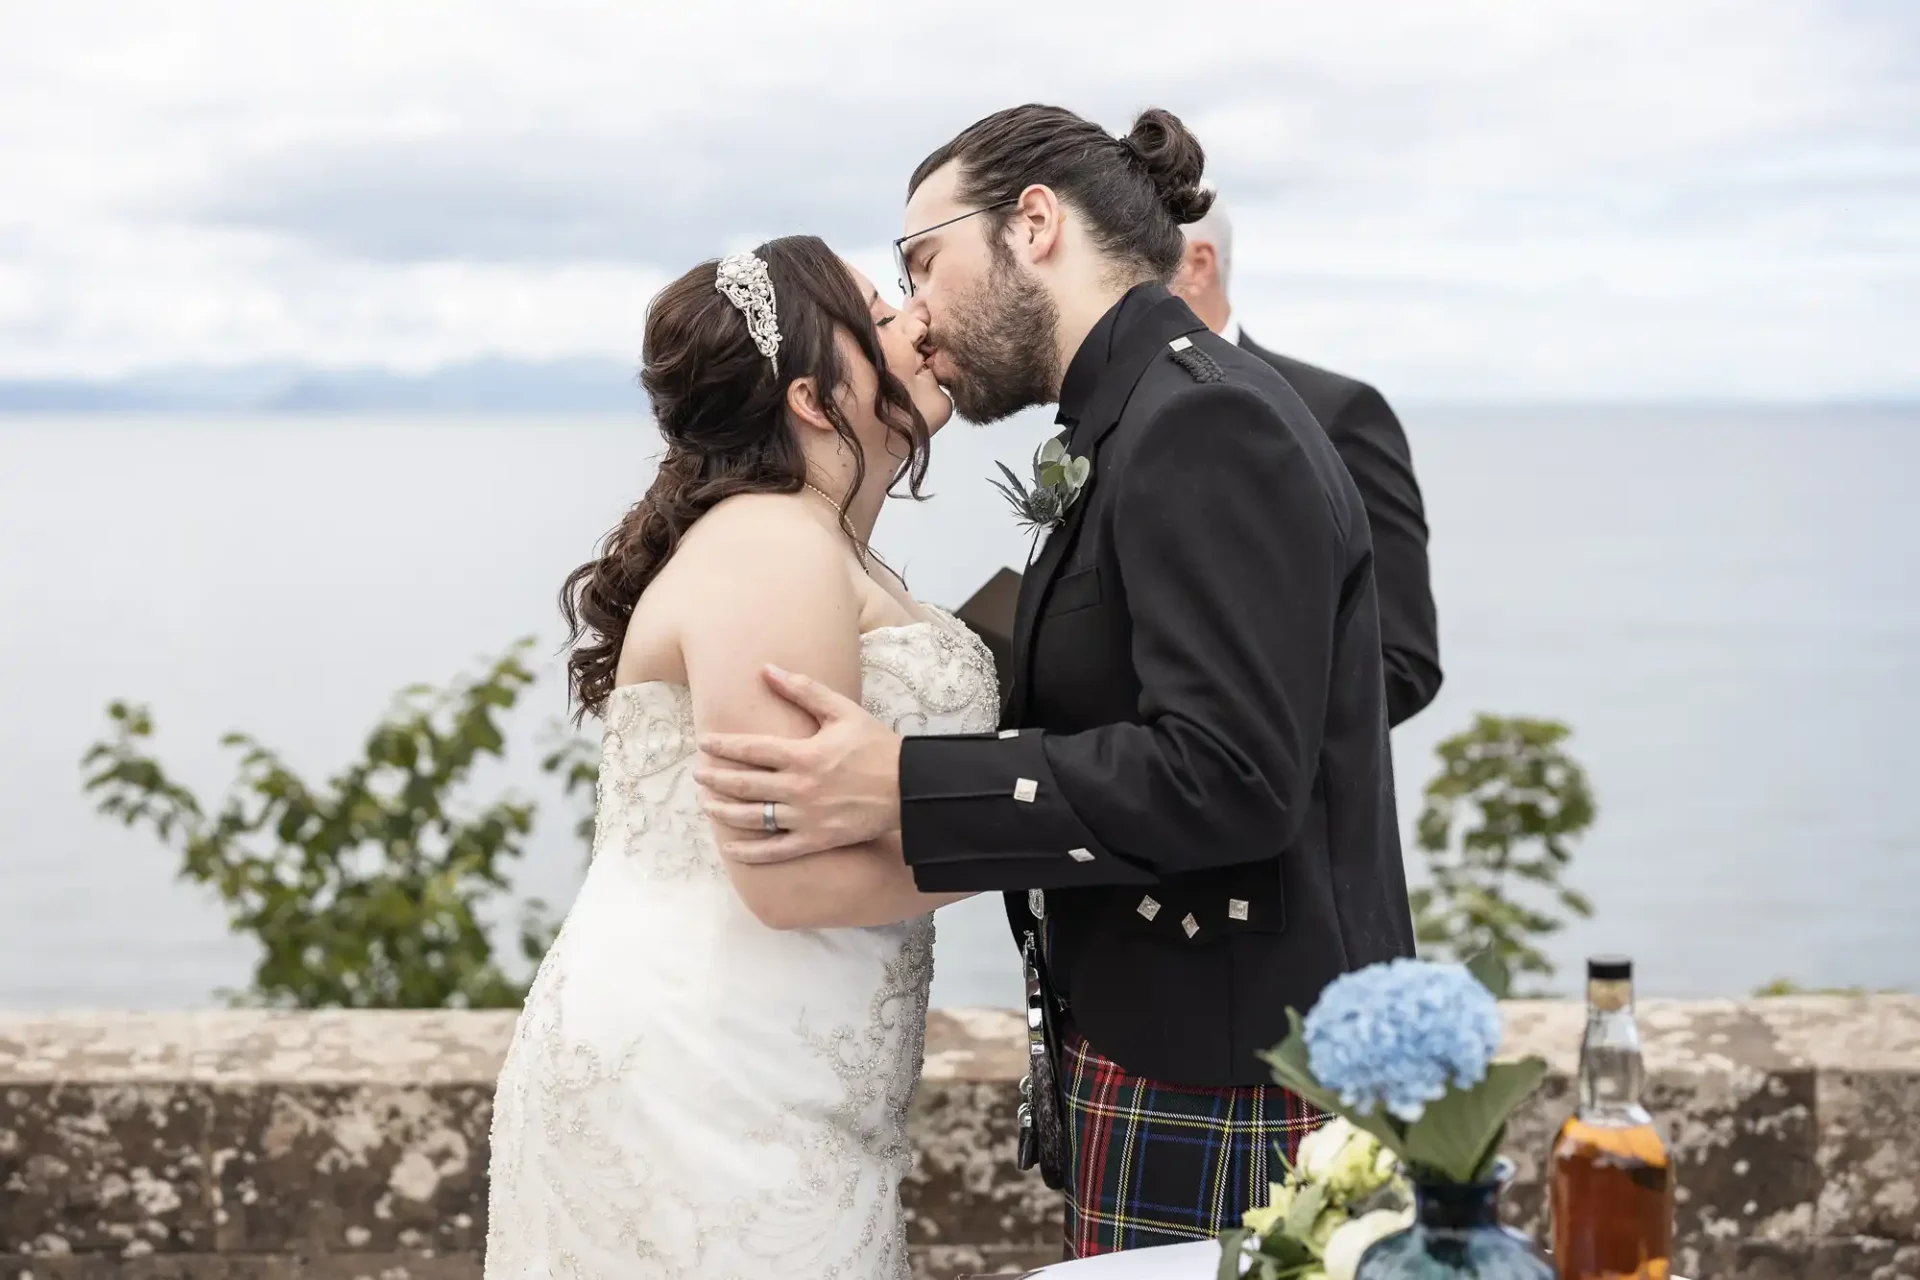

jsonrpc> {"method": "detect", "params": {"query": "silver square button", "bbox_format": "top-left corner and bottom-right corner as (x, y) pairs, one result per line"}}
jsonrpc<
(1181, 913), (1200, 939)
(1228, 899), (1250, 922)
(1013, 778), (1038, 803)
(1137, 896), (1161, 922)
(1068, 847), (1095, 863)
(998, 729), (1020, 739)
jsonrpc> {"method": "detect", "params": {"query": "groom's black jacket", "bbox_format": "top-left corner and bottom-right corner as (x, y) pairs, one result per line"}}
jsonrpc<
(900, 284), (1414, 1088)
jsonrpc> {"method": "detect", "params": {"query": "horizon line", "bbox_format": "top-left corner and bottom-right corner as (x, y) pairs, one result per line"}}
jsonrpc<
(4, 396), (1916, 417)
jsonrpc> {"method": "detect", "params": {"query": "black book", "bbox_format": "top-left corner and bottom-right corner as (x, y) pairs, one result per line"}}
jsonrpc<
(951, 567), (1021, 706)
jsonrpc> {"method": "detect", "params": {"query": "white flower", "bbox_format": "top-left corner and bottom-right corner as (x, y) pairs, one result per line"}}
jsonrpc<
(1322, 1208), (1414, 1280)
(1295, 1118), (1398, 1204)
(1295, 1117), (1358, 1179)
(1307, 1203), (1347, 1252)
(1241, 1180), (1298, 1237)
(1326, 1134), (1394, 1202)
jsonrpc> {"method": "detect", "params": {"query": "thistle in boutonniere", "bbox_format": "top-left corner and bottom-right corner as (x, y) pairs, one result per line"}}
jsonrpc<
(989, 432), (1090, 538)
(1219, 958), (1550, 1280)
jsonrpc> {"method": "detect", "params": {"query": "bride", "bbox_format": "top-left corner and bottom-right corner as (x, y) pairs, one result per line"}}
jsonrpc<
(483, 236), (998, 1279)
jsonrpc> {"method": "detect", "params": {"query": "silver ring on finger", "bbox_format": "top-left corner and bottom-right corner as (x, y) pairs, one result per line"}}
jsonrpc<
(763, 801), (783, 834)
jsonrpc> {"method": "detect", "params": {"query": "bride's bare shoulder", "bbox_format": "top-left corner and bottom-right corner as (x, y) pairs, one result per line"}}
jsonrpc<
(620, 492), (860, 686)
(677, 491), (844, 563)
(651, 494), (860, 609)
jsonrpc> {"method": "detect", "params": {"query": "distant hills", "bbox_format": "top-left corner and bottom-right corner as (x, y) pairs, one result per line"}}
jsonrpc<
(3, 360), (1912, 416)
(0, 357), (644, 414)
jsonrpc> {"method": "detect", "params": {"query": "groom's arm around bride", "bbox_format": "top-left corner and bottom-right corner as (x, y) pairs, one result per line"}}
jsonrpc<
(883, 303), (1416, 1079)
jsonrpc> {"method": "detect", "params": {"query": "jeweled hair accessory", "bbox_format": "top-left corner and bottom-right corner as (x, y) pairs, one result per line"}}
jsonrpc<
(715, 251), (781, 371)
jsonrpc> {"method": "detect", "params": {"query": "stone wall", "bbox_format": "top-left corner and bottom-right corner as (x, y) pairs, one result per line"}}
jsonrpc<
(2, 997), (1916, 1279)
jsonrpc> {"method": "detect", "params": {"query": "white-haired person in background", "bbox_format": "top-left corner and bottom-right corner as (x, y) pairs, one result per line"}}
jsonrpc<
(1173, 197), (1442, 726)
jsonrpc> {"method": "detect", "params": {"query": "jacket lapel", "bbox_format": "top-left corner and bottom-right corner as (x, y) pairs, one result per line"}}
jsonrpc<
(1003, 462), (1088, 720)
(1002, 295), (1209, 723)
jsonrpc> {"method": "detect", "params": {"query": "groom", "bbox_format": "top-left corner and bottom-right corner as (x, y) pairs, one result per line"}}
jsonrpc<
(696, 104), (1415, 1256)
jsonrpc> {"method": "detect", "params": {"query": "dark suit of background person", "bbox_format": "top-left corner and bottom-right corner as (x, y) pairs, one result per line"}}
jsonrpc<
(1173, 195), (1441, 726)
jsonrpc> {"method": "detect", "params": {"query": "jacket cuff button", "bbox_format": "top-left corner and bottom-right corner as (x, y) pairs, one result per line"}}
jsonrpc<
(1013, 778), (1038, 803)
(1181, 913), (1200, 939)
(1228, 899), (1250, 922)
(1067, 848), (1095, 863)
(1136, 896), (1161, 921)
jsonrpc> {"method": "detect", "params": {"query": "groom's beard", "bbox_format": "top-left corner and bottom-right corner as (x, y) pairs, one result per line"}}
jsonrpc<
(934, 251), (1060, 425)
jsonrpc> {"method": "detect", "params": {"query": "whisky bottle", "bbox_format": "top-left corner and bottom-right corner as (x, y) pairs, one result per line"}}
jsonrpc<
(1549, 956), (1674, 1279)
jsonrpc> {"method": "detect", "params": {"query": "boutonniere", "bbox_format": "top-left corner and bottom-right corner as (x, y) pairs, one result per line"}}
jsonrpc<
(990, 432), (1090, 537)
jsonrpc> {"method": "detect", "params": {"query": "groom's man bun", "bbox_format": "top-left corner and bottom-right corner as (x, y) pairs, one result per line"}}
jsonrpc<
(909, 104), (1212, 282)
(1123, 108), (1214, 225)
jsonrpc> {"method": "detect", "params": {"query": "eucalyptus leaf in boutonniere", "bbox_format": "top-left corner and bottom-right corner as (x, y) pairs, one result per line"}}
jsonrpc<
(989, 432), (1091, 541)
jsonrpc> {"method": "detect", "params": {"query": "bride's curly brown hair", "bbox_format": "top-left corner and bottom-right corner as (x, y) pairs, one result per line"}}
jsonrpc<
(559, 236), (932, 721)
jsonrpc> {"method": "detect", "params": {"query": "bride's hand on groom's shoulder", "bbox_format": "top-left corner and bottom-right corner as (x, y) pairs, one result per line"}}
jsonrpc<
(695, 665), (905, 864)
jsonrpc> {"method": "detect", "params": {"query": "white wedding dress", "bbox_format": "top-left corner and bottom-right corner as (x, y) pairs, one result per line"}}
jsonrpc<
(484, 609), (999, 1280)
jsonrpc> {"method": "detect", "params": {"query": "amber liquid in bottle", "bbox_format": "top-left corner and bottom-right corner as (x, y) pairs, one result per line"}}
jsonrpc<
(1549, 957), (1674, 1280)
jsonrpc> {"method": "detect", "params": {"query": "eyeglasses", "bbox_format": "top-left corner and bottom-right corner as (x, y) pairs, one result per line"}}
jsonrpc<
(892, 199), (1020, 298)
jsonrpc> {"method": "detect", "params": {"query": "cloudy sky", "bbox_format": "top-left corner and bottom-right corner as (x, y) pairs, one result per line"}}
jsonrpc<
(3, 0), (1915, 400)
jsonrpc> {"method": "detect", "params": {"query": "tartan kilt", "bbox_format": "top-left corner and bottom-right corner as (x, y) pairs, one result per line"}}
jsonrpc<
(1059, 1022), (1328, 1259)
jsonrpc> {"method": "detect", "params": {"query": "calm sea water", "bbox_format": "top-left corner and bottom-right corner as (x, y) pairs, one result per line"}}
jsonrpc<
(1, 406), (1914, 1012)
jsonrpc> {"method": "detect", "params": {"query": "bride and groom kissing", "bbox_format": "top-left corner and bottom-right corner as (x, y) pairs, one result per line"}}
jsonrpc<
(483, 102), (1415, 1279)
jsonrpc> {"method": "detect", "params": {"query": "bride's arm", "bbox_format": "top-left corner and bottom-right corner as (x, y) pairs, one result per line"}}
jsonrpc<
(736, 832), (972, 931)
(677, 498), (972, 930)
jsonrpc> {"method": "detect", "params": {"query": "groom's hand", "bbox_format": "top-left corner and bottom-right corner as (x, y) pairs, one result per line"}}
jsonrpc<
(695, 665), (904, 863)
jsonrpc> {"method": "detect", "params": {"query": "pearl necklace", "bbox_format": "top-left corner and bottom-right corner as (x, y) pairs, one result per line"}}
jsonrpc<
(803, 481), (895, 581)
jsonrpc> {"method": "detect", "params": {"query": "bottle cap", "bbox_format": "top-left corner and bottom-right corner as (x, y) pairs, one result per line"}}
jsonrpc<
(1587, 955), (1633, 981)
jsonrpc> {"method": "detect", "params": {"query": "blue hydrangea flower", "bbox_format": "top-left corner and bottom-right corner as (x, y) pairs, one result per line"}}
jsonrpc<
(1302, 958), (1504, 1122)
